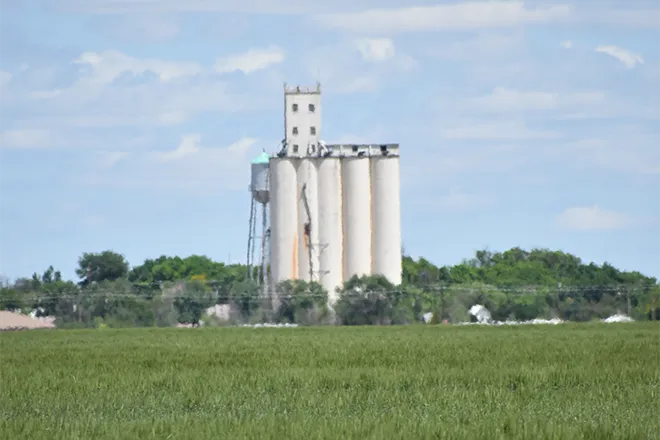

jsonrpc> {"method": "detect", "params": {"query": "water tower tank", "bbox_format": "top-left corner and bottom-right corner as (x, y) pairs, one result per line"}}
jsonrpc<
(251, 151), (270, 204)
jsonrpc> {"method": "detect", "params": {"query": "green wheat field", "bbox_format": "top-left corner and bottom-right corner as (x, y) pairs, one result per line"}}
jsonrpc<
(1, 323), (659, 440)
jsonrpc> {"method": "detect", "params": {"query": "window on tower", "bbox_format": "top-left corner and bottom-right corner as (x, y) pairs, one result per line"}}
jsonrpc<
(310, 126), (316, 135)
(292, 103), (298, 112)
(292, 127), (298, 135)
(292, 144), (299, 153)
(308, 103), (315, 112)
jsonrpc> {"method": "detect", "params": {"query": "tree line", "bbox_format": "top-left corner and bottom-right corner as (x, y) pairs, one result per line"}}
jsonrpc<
(1, 247), (658, 328)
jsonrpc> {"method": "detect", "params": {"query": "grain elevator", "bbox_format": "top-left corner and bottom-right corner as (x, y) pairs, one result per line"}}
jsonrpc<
(249, 83), (402, 306)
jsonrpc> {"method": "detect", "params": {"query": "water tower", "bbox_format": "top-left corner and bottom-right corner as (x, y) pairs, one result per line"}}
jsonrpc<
(246, 150), (270, 294)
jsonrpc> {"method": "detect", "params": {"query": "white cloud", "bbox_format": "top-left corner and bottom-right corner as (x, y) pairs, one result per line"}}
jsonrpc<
(440, 120), (561, 140)
(57, 0), (394, 14)
(467, 87), (606, 113)
(304, 40), (415, 94)
(35, 80), (243, 127)
(144, 135), (256, 165)
(152, 134), (201, 161)
(214, 46), (285, 74)
(0, 129), (52, 148)
(49, 0), (660, 29)
(559, 134), (660, 175)
(73, 50), (202, 83)
(581, 5), (660, 29)
(556, 205), (630, 231)
(356, 38), (396, 62)
(9, 50), (277, 129)
(97, 151), (129, 168)
(595, 45), (644, 69)
(315, 1), (572, 34)
(561, 40), (573, 49)
(85, 135), (258, 193)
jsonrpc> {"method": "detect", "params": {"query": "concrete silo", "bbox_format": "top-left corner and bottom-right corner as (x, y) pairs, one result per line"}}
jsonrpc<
(342, 150), (372, 280)
(317, 158), (343, 302)
(370, 146), (402, 285)
(269, 157), (298, 284)
(296, 158), (319, 282)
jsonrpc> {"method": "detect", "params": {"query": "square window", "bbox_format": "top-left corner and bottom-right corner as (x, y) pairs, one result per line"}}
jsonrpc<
(308, 103), (315, 112)
(292, 103), (298, 112)
(310, 126), (316, 135)
(292, 144), (299, 153)
(292, 127), (298, 135)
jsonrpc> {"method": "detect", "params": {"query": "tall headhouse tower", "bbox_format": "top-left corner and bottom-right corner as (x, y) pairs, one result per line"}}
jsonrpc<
(268, 83), (402, 306)
(283, 83), (322, 156)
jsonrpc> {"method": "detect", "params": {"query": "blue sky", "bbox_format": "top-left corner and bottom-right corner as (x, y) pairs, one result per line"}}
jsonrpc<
(0, 0), (659, 281)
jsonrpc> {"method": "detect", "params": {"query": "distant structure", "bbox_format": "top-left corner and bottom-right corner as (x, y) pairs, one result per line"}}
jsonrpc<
(248, 83), (402, 307)
(246, 150), (271, 295)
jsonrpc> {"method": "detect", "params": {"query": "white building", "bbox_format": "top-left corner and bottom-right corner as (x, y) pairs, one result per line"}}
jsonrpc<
(269, 84), (402, 305)
(283, 83), (322, 157)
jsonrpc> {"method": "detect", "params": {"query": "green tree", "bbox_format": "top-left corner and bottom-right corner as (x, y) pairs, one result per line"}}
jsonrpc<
(0, 287), (24, 311)
(4, 246), (658, 327)
(274, 280), (329, 325)
(83, 279), (156, 328)
(76, 251), (129, 286)
(228, 278), (261, 322)
(335, 275), (411, 325)
(641, 285), (660, 320)
(169, 280), (216, 326)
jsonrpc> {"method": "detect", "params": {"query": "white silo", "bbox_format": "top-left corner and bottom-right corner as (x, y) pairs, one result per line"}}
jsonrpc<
(296, 158), (319, 282)
(342, 153), (372, 280)
(317, 158), (343, 302)
(269, 157), (298, 285)
(370, 149), (402, 285)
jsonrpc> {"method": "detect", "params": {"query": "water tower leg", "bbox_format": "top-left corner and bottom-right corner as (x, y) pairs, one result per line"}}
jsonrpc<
(260, 203), (268, 293)
(246, 197), (256, 280)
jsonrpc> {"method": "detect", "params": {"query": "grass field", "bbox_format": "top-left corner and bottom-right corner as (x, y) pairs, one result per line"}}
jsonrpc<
(1, 324), (659, 440)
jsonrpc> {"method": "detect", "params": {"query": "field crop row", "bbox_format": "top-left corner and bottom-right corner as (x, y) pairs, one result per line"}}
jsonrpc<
(1, 323), (658, 439)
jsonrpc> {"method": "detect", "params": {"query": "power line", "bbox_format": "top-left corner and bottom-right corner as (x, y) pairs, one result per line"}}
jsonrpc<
(4, 284), (657, 303)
